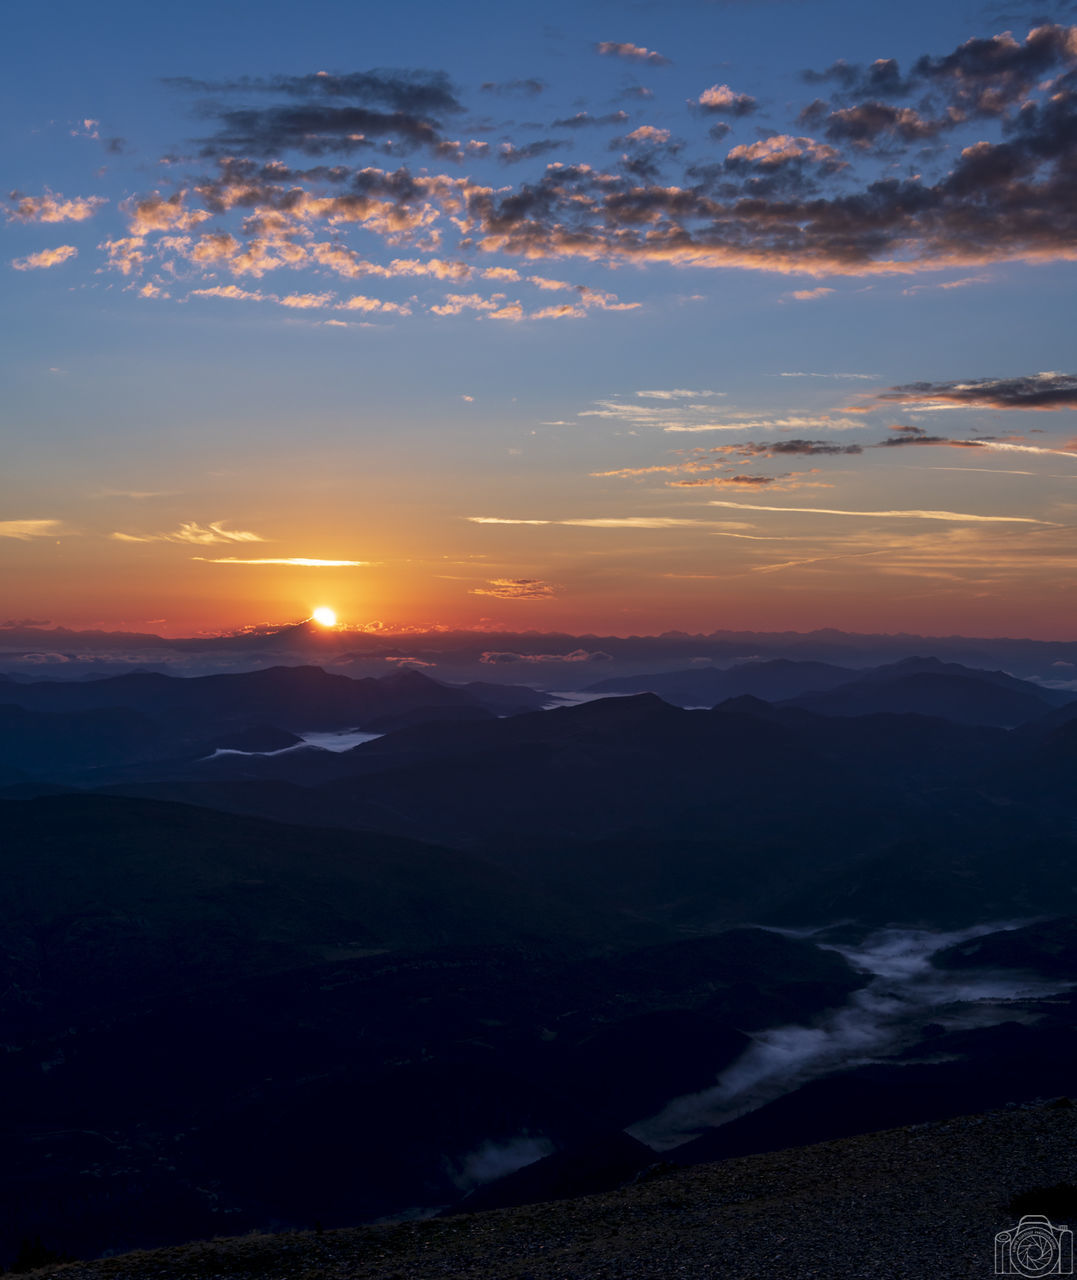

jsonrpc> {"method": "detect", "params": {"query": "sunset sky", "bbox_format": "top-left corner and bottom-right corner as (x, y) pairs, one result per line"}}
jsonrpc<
(4, 0), (1077, 638)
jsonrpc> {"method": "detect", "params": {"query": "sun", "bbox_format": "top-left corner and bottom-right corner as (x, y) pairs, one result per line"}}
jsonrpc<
(311, 606), (338, 627)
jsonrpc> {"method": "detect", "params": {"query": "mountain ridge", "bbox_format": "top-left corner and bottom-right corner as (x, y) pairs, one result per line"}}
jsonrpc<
(22, 1100), (1077, 1280)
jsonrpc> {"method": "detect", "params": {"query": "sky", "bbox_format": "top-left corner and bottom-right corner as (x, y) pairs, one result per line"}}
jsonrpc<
(4, 0), (1077, 640)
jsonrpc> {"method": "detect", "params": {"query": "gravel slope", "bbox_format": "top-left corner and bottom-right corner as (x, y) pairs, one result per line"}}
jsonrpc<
(31, 1100), (1077, 1280)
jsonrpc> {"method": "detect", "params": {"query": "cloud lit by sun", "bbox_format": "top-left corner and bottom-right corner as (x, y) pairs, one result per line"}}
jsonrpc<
(311, 606), (337, 627)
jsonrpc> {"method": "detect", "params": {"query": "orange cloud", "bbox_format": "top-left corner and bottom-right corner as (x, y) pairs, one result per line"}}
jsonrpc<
(695, 84), (756, 114)
(430, 292), (507, 316)
(339, 295), (412, 315)
(726, 136), (839, 166)
(278, 292), (334, 309)
(11, 245), (77, 270)
(124, 192), (211, 234)
(624, 126), (671, 144)
(8, 192), (107, 223)
(469, 578), (558, 598)
(190, 285), (266, 301)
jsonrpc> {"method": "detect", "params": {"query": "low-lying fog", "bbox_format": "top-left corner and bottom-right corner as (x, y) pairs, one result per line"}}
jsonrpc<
(629, 922), (1068, 1151)
(207, 728), (384, 758)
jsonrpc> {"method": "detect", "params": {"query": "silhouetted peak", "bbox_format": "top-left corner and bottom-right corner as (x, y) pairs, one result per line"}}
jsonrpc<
(242, 664), (342, 686)
(713, 694), (773, 715)
(379, 668), (445, 692)
(887, 655), (947, 671)
(566, 693), (675, 720)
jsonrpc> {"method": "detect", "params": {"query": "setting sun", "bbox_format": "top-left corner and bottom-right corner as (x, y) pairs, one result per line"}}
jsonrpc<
(311, 607), (337, 627)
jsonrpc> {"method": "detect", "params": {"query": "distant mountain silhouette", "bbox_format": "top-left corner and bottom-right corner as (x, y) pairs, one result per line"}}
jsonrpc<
(0, 666), (550, 757)
(845, 655), (1073, 704)
(0, 703), (170, 782)
(585, 658), (857, 706)
(88, 693), (1041, 934)
(783, 659), (1062, 727)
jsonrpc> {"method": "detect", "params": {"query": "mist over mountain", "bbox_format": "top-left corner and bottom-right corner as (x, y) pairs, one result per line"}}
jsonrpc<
(3, 622), (1076, 689)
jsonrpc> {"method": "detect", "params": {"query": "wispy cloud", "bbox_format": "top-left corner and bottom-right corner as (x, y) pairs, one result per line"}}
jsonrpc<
(906, 465), (1077, 478)
(636, 389), (724, 400)
(671, 473), (832, 490)
(467, 515), (751, 529)
(480, 649), (611, 664)
(901, 275), (991, 297)
(779, 372), (879, 380)
(94, 489), (176, 500)
(173, 521), (263, 544)
(189, 284), (410, 315)
(665, 416), (863, 432)
(111, 521), (265, 544)
(552, 110), (630, 129)
(193, 557), (368, 566)
(0, 519), (67, 539)
(469, 578), (558, 598)
(706, 500), (1054, 523)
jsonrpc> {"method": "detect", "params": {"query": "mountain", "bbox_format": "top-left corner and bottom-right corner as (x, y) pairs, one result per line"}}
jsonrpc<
(8, 659), (1077, 1268)
(784, 660), (1061, 727)
(847, 655), (1075, 705)
(764, 822), (1077, 928)
(0, 668), (564, 787)
(934, 917), (1077, 978)
(582, 655), (1073, 723)
(584, 658), (857, 705)
(0, 665), (484, 729)
(0, 704), (171, 782)
(99, 694), (1009, 852)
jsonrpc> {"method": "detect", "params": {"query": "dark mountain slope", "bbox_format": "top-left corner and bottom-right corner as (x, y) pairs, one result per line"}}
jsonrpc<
(766, 821), (1077, 928)
(0, 911), (860, 1261)
(23, 1102), (1077, 1280)
(0, 703), (171, 777)
(0, 793), (603, 1039)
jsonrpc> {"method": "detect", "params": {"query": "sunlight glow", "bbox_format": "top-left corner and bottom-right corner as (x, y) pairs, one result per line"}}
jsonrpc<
(311, 606), (337, 627)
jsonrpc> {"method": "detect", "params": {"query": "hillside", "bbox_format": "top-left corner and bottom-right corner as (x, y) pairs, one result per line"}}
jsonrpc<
(25, 1100), (1077, 1279)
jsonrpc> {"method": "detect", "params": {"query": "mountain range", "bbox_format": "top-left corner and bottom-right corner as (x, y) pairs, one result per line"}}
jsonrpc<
(3, 653), (1077, 1267)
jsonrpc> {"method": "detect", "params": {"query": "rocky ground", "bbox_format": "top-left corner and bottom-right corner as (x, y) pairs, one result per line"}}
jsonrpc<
(25, 1099), (1077, 1279)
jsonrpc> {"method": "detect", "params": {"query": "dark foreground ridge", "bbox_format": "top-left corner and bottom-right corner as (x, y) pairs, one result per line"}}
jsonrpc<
(30, 1101), (1077, 1280)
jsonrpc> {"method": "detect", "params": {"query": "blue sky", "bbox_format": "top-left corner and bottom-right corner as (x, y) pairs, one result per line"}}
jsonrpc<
(3, 0), (1077, 637)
